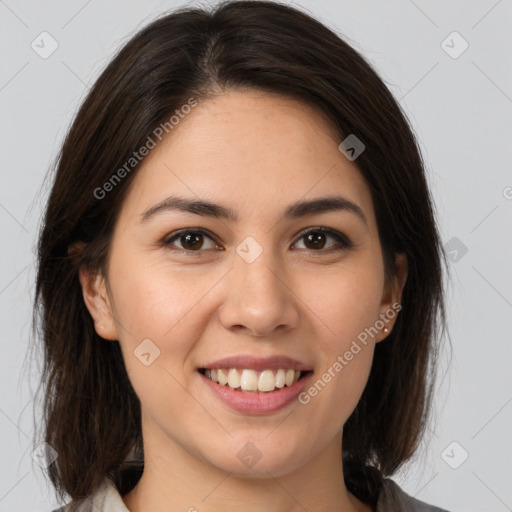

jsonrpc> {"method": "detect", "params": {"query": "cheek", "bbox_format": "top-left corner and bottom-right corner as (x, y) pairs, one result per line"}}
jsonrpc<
(296, 260), (382, 412)
(108, 252), (224, 406)
(113, 275), (203, 425)
(107, 248), (220, 340)
(303, 260), (385, 347)
(297, 334), (375, 443)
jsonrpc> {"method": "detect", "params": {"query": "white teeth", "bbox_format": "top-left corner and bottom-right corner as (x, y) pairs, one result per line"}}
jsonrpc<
(275, 369), (286, 388)
(258, 369), (275, 392)
(218, 369), (228, 386)
(203, 368), (303, 392)
(240, 369), (258, 391)
(228, 368), (241, 389)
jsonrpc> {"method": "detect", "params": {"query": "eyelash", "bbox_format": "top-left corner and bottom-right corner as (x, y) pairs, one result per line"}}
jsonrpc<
(162, 227), (354, 255)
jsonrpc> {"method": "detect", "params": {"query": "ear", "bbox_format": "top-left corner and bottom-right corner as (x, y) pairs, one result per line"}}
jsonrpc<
(375, 252), (408, 343)
(70, 241), (118, 341)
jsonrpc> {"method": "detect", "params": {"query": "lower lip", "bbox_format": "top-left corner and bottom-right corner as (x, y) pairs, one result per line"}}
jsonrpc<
(199, 371), (313, 415)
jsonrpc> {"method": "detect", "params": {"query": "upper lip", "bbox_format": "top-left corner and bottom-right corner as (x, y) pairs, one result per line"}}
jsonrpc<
(199, 355), (313, 372)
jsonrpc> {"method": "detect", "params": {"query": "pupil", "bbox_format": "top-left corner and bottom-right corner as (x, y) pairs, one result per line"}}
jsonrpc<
(306, 232), (325, 249)
(183, 233), (202, 250)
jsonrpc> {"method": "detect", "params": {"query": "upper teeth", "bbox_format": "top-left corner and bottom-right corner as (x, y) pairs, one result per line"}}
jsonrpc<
(204, 368), (301, 392)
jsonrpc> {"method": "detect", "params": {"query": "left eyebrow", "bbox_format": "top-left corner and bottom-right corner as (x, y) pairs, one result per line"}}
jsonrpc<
(138, 194), (368, 227)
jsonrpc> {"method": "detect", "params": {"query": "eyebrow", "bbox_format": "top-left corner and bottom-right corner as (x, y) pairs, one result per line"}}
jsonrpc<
(138, 194), (368, 226)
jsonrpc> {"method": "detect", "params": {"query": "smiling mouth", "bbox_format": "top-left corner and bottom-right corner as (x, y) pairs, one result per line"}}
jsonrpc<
(198, 368), (313, 393)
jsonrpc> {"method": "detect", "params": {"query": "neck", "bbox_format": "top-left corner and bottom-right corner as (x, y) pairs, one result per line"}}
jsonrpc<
(122, 416), (372, 512)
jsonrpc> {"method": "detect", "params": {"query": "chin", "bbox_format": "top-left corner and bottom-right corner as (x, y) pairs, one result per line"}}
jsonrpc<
(202, 437), (307, 478)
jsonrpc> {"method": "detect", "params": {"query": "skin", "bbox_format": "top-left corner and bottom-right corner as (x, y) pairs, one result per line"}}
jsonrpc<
(80, 89), (407, 512)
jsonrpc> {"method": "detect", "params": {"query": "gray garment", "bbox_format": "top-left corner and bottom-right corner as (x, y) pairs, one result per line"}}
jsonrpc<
(51, 477), (450, 512)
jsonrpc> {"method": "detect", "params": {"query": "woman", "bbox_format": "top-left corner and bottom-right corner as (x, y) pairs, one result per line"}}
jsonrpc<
(34, 1), (450, 510)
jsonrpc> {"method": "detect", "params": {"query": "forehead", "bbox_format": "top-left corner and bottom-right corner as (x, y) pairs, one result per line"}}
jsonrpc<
(117, 89), (376, 229)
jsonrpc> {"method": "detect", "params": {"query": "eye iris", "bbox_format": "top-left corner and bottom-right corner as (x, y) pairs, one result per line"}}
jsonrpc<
(305, 232), (326, 250)
(182, 232), (203, 250)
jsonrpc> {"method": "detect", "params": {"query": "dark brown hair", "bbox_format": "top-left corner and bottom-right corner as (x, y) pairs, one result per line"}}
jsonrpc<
(32, 0), (449, 507)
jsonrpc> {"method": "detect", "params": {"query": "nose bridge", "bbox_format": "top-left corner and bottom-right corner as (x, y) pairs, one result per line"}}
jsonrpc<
(237, 241), (280, 292)
(219, 234), (299, 336)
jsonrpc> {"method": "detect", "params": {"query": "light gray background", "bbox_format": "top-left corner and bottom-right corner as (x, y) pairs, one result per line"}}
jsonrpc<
(1, 0), (511, 510)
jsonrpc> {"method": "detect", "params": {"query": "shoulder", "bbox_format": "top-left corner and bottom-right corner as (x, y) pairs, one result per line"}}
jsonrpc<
(50, 478), (129, 512)
(376, 478), (450, 512)
(50, 500), (94, 512)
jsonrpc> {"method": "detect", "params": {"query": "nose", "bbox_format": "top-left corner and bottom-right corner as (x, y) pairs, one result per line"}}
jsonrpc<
(218, 245), (300, 338)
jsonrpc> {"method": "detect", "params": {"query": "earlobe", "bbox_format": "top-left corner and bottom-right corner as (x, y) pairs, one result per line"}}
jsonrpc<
(376, 252), (408, 343)
(78, 266), (118, 341)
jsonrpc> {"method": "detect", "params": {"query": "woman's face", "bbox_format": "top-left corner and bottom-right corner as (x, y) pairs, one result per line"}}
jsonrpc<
(82, 89), (406, 478)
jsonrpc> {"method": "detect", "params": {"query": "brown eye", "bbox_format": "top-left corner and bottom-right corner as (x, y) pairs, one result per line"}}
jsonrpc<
(178, 232), (204, 250)
(164, 229), (220, 252)
(303, 232), (328, 250)
(293, 227), (353, 252)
